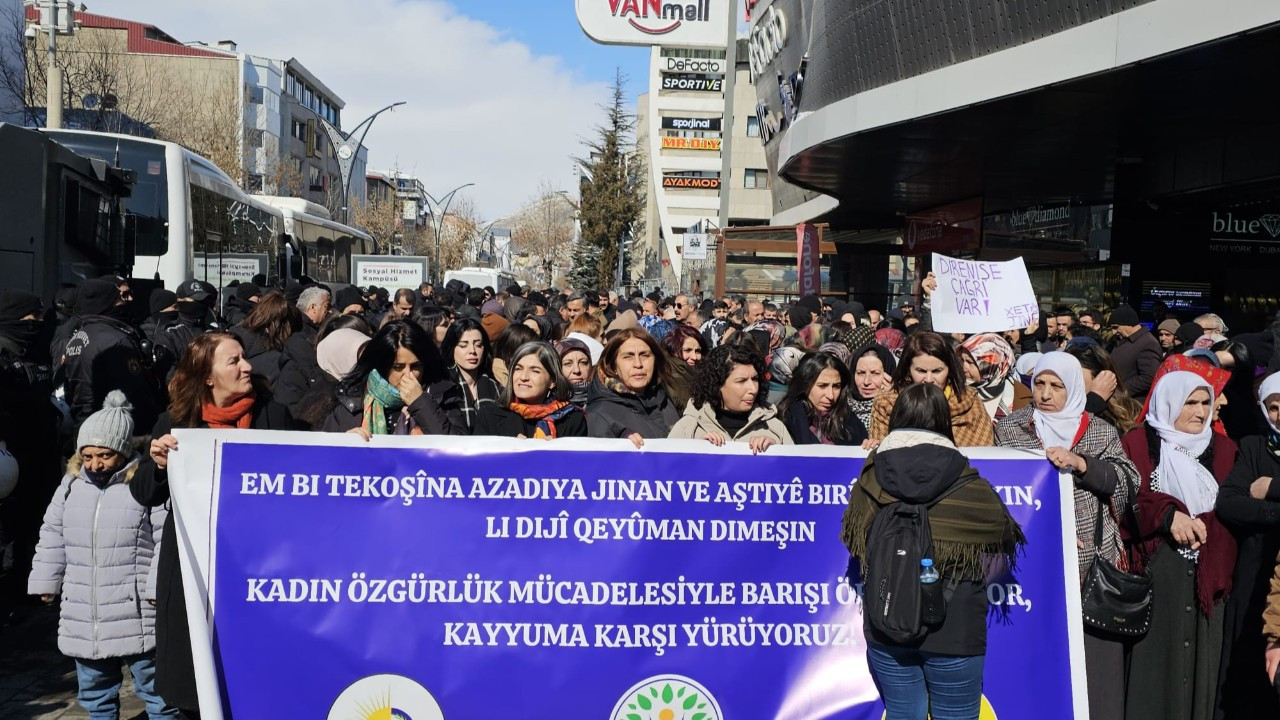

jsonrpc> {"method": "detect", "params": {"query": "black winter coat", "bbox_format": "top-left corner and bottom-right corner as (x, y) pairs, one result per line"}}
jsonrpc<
(475, 404), (589, 438)
(585, 378), (679, 439)
(62, 315), (162, 433)
(1214, 434), (1280, 719)
(273, 320), (321, 416)
(0, 340), (62, 584)
(130, 401), (296, 711)
(230, 326), (284, 389)
(782, 401), (869, 446)
(321, 377), (468, 435)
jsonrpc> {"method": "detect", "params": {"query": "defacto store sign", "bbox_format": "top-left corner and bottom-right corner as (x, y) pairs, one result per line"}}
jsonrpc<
(661, 137), (722, 151)
(663, 175), (721, 189)
(664, 57), (723, 74)
(577, 0), (727, 47)
(662, 116), (722, 131)
(662, 74), (724, 92)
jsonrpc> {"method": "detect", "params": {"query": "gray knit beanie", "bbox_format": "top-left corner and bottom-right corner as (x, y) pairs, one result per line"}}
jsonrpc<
(77, 390), (135, 456)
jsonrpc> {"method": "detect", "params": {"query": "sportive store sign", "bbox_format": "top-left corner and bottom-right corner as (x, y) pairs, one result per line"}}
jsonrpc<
(662, 74), (724, 92)
(661, 137), (721, 151)
(662, 116), (722, 131)
(663, 175), (721, 189)
(577, 0), (727, 47)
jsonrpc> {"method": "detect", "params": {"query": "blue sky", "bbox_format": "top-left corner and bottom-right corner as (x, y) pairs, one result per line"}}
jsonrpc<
(461, 2), (651, 99)
(87, 0), (657, 217)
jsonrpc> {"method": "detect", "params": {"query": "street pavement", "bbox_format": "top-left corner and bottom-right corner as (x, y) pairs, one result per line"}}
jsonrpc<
(0, 601), (149, 719)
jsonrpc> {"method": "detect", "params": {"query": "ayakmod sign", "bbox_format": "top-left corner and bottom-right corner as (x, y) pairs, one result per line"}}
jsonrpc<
(577, 0), (727, 47)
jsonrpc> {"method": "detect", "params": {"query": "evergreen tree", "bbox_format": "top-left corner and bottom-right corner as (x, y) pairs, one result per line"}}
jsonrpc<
(575, 69), (645, 291)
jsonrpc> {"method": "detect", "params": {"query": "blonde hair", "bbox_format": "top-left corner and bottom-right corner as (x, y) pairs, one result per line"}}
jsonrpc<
(567, 314), (604, 342)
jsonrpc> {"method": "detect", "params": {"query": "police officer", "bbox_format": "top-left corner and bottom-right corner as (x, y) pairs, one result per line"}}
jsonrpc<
(62, 278), (162, 435)
(0, 290), (61, 614)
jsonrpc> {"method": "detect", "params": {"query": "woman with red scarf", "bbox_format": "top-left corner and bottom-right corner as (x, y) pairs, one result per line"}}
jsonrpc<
(1121, 368), (1238, 720)
(131, 332), (298, 718)
(475, 342), (587, 439)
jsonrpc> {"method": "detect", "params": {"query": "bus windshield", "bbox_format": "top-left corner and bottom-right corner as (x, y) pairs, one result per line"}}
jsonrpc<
(44, 132), (170, 257)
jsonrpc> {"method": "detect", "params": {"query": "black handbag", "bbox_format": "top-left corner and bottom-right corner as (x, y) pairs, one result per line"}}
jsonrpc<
(1080, 494), (1153, 639)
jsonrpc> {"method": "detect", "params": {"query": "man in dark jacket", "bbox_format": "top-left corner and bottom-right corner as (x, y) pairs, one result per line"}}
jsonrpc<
(0, 290), (62, 613)
(62, 279), (162, 434)
(223, 282), (260, 326)
(274, 285), (330, 417)
(1107, 304), (1162, 400)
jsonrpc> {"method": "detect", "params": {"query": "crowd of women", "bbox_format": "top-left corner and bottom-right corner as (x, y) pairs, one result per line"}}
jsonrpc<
(18, 275), (1280, 720)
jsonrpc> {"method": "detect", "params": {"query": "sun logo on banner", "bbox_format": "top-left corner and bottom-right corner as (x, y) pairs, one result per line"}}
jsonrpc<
(610, 675), (723, 720)
(880, 695), (998, 720)
(327, 674), (444, 720)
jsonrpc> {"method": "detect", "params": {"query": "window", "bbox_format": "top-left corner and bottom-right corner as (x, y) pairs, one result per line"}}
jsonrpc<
(247, 129), (264, 148)
(744, 169), (770, 189)
(247, 173), (264, 193)
(291, 118), (307, 141)
(746, 116), (760, 138)
(246, 85), (264, 104)
(285, 74), (296, 97)
(308, 165), (323, 192)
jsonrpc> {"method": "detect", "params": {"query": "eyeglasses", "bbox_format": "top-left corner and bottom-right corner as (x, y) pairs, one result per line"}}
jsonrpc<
(675, 303), (685, 308)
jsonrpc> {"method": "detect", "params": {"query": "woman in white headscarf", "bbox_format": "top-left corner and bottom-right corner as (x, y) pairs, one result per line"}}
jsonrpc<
(1121, 371), (1239, 720)
(1217, 372), (1280, 719)
(995, 351), (1139, 720)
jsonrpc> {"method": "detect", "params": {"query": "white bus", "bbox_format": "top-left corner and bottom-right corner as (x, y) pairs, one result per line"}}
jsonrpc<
(40, 130), (375, 294)
(444, 267), (518, 293)
(254, 196), (375, 286)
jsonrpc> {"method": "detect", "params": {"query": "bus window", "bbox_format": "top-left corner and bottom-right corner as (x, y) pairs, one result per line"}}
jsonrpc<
(45, 133), (169, 257)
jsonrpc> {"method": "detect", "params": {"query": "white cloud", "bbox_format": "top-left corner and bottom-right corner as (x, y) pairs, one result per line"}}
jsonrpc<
(84, 0), (609, 218)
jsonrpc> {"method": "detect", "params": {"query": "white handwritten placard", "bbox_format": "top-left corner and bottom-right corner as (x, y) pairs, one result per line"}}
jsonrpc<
(930, 253), (1040, 334)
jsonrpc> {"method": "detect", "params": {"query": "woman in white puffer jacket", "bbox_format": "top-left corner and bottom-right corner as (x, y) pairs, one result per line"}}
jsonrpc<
(29, 390), (175, 720)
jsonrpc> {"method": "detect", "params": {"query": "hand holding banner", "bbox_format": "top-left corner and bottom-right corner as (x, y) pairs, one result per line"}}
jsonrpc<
(168, 433), (1087, 720)
(930, 253), (1040, 334)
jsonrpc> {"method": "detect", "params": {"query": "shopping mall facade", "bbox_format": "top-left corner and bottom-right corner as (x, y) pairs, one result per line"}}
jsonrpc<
(750, 0), (1280, 328)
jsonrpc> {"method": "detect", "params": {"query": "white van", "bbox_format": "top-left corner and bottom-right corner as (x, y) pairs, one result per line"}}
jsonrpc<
(444, 267), (518, 292)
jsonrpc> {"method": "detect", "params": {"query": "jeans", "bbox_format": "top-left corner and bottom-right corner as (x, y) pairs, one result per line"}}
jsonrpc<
(74, 654), (179, 720)
(866, 643), (986, 720)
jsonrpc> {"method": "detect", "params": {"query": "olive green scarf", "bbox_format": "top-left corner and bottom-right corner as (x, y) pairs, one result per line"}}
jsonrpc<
(840, 451), (1025, 581)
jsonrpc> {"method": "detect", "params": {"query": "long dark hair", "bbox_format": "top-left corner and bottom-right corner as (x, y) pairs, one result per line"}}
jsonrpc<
(888, 383), (954, 441)
(239, 291), (300, 351)
(410, 304), (453, 344)
(440, 317), (493, 377)
(341, 320), (447, 394)
(892, 331), (966, 396)
(780, 352), (854, 443)
(494, 324), (539, 365)
(691, 344), (767, 411)
(1066, 342), (1139, 434)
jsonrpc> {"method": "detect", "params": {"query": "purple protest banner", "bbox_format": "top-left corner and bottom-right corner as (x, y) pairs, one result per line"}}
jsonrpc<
(166, 432), (1086, 719)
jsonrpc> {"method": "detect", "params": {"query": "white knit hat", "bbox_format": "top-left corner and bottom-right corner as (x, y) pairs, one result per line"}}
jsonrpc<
(77, 390), (135, 456)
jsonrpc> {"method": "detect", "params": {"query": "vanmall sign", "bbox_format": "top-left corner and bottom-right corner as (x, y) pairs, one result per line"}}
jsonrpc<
(577, 0), (727, 47)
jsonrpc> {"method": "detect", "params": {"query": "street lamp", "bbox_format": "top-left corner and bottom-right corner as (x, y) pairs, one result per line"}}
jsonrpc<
(423, 183), (474, 284)
(316, 101), (405, 226)
(24, 0), (83, 130)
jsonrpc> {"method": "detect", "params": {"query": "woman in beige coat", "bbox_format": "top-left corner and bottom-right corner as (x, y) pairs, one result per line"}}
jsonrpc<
(668, 343), (792, 453)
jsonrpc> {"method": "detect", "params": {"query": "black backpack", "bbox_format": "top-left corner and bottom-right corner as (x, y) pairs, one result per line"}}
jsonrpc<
(862, 476), (974, 644)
